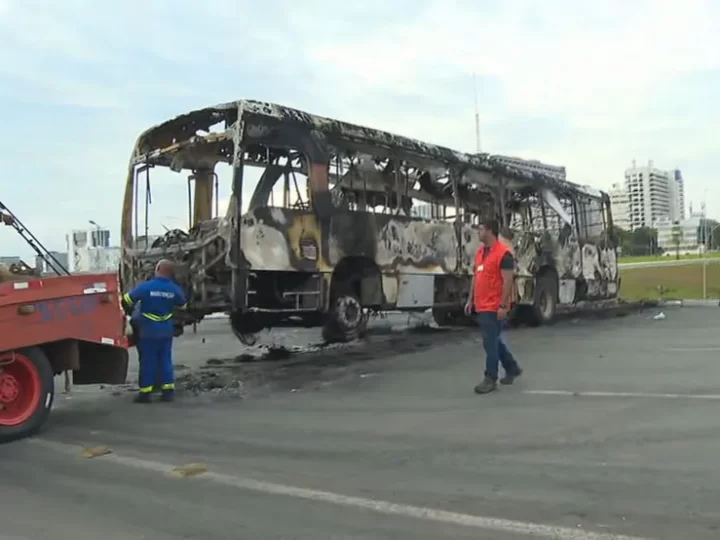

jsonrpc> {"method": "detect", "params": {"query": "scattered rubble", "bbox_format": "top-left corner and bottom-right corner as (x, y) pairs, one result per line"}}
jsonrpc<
(175, 370), (244, 397)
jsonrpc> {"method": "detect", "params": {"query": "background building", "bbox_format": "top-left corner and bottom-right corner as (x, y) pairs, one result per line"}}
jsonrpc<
(0, 255), (22, 266)
(609, 182), (631, 230)
(66, 226), (120, 273)
(35, 251), (69, 275)
(655, 203), (713, 255)
(622, 160), (685, 230)
(669, 169), (686, 222)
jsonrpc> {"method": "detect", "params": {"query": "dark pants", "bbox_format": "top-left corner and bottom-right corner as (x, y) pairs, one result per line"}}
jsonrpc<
(137, 336), (175, 394)
(474, 311), (520, 380)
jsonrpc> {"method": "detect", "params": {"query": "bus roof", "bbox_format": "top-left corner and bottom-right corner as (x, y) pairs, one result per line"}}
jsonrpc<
(134, 99), (606, 201)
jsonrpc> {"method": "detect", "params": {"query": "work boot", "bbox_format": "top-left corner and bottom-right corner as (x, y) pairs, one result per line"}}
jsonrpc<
(161, 390), (175, 403)
(474, 376), (497, 395)
(500, 367), (523, 385)
(133, 393), (152, 404)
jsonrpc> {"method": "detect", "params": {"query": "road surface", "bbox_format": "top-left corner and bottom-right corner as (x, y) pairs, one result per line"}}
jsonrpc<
(3, 307), (720, 539)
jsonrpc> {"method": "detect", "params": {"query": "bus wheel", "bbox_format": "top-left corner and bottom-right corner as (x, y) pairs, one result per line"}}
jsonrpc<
(530, 273), (558, 326)
(0, 347), (54, 444)
(322, 287), (367, 343)
(431, 308), (454, 327)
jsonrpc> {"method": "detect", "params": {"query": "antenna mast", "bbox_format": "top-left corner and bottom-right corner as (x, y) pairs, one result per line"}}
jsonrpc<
(473, 73), (481, 153)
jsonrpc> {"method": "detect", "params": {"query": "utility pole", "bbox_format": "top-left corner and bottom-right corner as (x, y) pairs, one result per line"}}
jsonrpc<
(473, 73), (481, 153)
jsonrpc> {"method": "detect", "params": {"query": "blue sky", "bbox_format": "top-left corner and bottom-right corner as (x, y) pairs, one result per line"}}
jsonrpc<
(1, 0), (718, 259)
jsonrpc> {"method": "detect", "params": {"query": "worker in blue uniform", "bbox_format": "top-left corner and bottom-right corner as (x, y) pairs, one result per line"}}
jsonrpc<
(122, 260), (187, 403)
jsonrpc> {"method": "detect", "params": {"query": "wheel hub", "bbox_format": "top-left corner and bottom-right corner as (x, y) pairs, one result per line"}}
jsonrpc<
(0, 373), (20, 404)
(337, 296), (361, 327)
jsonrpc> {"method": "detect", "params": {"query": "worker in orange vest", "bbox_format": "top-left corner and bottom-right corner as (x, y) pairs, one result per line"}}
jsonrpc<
(465, 219), (523, 394)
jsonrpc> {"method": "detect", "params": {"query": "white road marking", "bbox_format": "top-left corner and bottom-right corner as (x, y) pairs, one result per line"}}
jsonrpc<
(668, 347), (720, 352)
(30, 438), (650, 540)
(524, 390), (720, 401)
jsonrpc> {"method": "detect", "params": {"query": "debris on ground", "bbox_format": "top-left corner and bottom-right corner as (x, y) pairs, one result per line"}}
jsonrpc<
(264, 346), (292, 361)
(653, 312), (666, 320)
(175, 370), (244, 397)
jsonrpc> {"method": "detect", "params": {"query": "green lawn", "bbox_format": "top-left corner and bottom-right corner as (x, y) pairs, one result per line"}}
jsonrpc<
(619, 252), (720, 264)
(619, 262), (720, 300)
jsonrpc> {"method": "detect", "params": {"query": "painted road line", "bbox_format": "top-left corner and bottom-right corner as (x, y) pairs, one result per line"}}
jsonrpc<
(29, 438), (650, 540)
(669, 347), (720, 352)
(524, 390), (720, 400)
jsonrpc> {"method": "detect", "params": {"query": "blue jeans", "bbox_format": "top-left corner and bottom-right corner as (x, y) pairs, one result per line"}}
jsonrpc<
(474, 311), (520, 380)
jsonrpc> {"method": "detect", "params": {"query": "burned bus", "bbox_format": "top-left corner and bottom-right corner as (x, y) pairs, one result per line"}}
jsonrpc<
(120, 100), (618, 344)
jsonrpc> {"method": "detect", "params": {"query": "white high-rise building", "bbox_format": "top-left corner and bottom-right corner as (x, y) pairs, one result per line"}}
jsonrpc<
(669, 168), (686, 221)
(609, 182), (631, 230)
(624, 160), (684, 230)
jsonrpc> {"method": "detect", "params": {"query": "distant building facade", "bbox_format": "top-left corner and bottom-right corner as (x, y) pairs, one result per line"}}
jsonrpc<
(66, 227), (120, 273)
(656, 205), (712, 254)
(35, 251), (70, 275)
(609, 182), (631, 231)
(623, 160), (685, 230)
(0, 255), (22, 266)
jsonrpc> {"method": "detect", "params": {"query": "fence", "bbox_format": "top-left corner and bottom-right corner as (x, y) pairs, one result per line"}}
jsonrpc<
(619, 257), (720, 301)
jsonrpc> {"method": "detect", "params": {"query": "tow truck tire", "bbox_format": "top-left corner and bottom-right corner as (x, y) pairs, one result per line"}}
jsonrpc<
(0, 347), (54, 444)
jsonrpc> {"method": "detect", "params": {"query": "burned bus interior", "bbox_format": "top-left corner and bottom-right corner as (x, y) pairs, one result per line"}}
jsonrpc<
(121, 101), (618, 342)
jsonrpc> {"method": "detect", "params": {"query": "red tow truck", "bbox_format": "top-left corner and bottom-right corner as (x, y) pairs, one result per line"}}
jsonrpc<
(0, 202), (129, 443)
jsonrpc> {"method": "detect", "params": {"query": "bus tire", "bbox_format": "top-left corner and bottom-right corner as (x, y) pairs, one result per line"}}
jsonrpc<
(0, 347), (55, 444)
(529, 272), (558, 326)
(322, 286), (367, 343)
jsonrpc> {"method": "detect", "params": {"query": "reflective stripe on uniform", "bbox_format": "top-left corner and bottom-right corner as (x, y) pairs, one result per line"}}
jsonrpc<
(141, 312), (173, 322)
(161, 383), (175, 391)
(139, 385), (154, 394)
(123, 293), (134, 305)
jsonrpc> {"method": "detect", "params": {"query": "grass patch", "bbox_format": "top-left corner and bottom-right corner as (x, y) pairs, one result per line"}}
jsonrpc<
(619, 262), (720, 300)
(619, 252), (720, 264)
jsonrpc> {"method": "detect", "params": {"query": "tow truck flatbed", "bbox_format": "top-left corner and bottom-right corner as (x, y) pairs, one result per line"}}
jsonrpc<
(0, 272), (129, 443)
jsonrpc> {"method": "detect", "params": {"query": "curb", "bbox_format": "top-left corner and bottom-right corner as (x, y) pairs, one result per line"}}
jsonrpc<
(658, 299), (720, 308)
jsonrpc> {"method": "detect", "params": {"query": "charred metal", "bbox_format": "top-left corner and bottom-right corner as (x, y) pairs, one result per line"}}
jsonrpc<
(120, 100), (619, 342)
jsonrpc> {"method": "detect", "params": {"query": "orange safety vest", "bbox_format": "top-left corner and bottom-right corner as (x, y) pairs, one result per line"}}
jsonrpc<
(473, 241), (511, 312)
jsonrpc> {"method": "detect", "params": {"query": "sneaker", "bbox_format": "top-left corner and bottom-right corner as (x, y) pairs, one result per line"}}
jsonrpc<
(500, 367), (523, 385)
(474, 376), (497, 394)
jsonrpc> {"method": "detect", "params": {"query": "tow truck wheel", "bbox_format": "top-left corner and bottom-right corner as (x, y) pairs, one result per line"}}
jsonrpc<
(0, 347), (54, 443)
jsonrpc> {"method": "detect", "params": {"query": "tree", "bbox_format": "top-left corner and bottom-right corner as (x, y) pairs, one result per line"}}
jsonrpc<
(609, 225), (631, 254)
(713, 226), (720, 251)
(670, 224), (683, 260)
(630, 227), (658, 256)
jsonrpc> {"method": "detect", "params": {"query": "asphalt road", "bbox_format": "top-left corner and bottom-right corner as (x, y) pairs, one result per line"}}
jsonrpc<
(3, 307), (720, 539)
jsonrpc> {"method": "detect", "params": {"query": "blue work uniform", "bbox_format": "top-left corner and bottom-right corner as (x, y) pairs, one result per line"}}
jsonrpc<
(123, 276), (187, 395)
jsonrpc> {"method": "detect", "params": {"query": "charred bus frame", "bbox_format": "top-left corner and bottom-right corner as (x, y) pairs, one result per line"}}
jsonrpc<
(120, 100), (619, 343)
